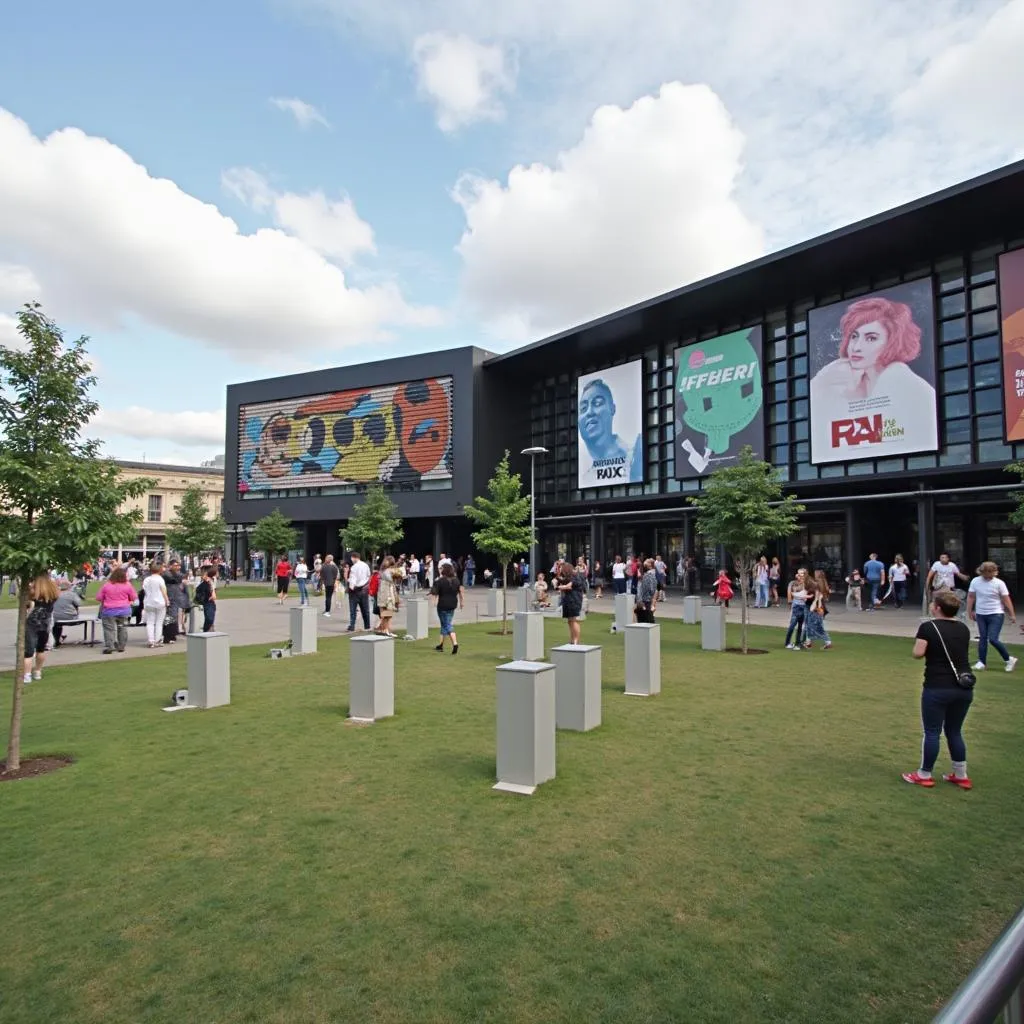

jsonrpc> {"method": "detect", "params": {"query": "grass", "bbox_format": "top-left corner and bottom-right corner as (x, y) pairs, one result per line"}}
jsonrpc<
(0, 580), (284, 608)
(1, 619), (1021, 1024)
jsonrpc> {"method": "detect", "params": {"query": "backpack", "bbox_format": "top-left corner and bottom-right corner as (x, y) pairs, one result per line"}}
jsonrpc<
(194, 580), (211, 604)
(368, 572), (380, 597)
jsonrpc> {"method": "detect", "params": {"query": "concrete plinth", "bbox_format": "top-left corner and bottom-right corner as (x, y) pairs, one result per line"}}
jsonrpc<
(701, 603), (727, 651)
(625, 623), (661, 696)
(349, 634), (395, 722)
(289, 605), (318, 655)
(494, 660), (556, 795)
(487, 589), (503, 617)
(513, 611), (544, 661)
(613, 592), (633, 632)
(515, 585), (531, 613)
(550, 644), (602, 731)
(683, 595), (703, 625)
(186, 631), (230, 708)
(406, 599), (429, 640)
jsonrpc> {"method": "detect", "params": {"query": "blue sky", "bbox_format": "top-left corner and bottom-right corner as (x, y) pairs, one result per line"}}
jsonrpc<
(0, 0), (1022, 464)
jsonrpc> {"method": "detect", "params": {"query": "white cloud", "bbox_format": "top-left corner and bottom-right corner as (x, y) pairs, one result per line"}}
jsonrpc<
(91, 406), (225, 447)
(0, 314), (22, 350)
(412, 32), (517, 132)
(0, 108), (441, 358)
(0, 263), (41, 308)
(222, 168), (375, 264)
(453, 82), (763, 339)
(269, 96), (331, 130)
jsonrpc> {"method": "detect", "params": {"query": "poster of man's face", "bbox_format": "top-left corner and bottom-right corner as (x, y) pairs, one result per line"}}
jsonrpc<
(577, 362), (643, 489)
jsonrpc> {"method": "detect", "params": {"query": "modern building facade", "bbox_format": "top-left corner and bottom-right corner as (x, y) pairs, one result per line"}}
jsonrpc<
(224, 160), (1024, 590)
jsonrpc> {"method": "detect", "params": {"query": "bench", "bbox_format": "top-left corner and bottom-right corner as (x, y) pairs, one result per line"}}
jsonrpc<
(54, 619), (98, 646)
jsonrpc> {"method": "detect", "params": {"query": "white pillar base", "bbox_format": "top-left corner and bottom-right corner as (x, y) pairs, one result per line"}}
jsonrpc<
(625, 623), (661, 696)
(550, 644), (602, 731)
(513, 611), (544, 661)
(186, 632), (230, 708)
(613, 593), (633, 632)
(289, 605), (318, 655)
(495, 659), (556, 794)
(701, 604), (727, 651)
(406, 599), (429, 640)
(349, 634), (395, 722)
(683, 595), (703, 625)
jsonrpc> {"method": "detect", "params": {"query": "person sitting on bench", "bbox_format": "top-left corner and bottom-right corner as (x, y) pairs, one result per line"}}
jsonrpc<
(534, 572), (551, 609)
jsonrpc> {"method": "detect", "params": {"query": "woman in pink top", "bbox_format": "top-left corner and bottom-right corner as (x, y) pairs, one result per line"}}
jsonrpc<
(95, 565), (137, 654)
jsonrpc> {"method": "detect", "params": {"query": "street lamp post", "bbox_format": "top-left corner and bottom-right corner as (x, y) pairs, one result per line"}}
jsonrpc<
(521, 446), (548, 585)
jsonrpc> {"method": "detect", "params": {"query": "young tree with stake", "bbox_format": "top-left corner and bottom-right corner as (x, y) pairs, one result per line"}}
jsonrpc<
(165, 484), (225, 568)
(464, 451), (533, 635)
(0, 305), (152, 774)
(250, 509), (298, 570)
(688, 446), (804, 654)
(341, 484), (403, 565)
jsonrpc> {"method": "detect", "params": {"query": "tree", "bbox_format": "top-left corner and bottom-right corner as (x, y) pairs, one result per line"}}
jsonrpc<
(341, 484), (403, 564)
(464, 451), (533, 634)
(0, 305), (152, 773)
(1006, 461), (1024, 529)
(165, 485), (225, 565)
(250, 509), (298, 567)
(688, 446), (804, 653)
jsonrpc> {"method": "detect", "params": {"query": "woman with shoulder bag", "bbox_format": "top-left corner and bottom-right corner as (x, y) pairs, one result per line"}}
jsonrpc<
(902, 590), (976, 789)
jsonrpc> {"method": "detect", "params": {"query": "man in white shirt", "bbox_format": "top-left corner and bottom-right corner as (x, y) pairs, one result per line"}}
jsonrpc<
(967, 561), (1018, 672)
(926, 553), (969, 593)
(438, 552), (453, 569)
(346, 553), (372, 632)
(408, 555), (420, 594)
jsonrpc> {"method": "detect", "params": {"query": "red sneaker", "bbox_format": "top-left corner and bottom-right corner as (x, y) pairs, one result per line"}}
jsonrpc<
(902, 771), (935, 788)
(942, 773), (973, 790)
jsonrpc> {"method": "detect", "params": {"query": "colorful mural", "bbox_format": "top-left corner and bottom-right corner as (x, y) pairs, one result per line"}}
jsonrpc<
(237, 377), (453, 496)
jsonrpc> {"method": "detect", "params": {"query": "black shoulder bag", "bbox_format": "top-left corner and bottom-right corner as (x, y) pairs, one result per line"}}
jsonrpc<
(931, 621), (976, 690)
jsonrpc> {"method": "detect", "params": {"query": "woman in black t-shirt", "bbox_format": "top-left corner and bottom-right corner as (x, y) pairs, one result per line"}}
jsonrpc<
(430, 562), (464, 654)
(903, 590), (975, 790)
(556, 565), (585, 645)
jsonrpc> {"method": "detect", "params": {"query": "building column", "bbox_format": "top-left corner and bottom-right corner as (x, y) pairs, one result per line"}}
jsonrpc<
(325, 523), (340, 561)
(916, 494), (935, 603)
(683, 513), (693, 559)
(302, 522), (312, 561)
(844, 503), (858, 582)
(433, 520), (444, 561)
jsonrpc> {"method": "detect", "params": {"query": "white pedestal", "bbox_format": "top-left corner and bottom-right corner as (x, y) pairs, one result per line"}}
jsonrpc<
(613, 593), (633, 632)
(683, 595), (703, 625)
(514, 586), (531, 613)
(289, 605), (318, 655)
(487, 589), (503, 617)
(494, 660), (556, 795)
(186, 631), (230, 708)
(513, 611), (544, 661)
(349, 634), (395, 722)
(625, 623), (661, 696)
(701, 603), (727, 651)
(406, 599), (429, 640)
(550, 644), (602, 731)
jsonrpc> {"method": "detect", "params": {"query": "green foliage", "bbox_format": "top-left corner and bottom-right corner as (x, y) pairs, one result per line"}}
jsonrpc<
(341, 484), (403, 561)
(1005, 461), (1024, 528)
(464, 452), (533, 632)
(0, 304), (153, 771)
(688, 446), (804, 651)
(250, 509), (298, 562)
(165, 485), (225, 561)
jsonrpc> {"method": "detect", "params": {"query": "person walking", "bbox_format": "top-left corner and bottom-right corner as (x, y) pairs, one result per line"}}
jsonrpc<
(863, 552), (886, 610)
(464, 554), (476, 588)
(312, 554), (323, 595)
(755, 556), (770, 608)
(902, 590), (976, 789)
(94, 566), (136, 653)
(611, 555), (627, 595)
(802, 572), (833, 649)
(557, 562), (586, 643)
(142, 564), (170, 648)
(592, 560), (604, 599)
(712, 570), (733, 608)
(845, 568), (864, 610)
(784, 569), (809, 649)
(320, 554), (340, 617)
(634, 558), (659, 625)
(967, 561), (1018, 673)
(275, 555), (292, 605)
(194, 567), (219, 632)
(769, 557), (781, 606)
(22, 575), (60, 683)
(375, 556), (399, 637)
(654, 555), (668, 602)
(926, 552), (969, 595)
(346, 551), (372, 632)
(431, 561), (464, 653)
(294, 556), (310, 606)
(889, 554), (911, 609)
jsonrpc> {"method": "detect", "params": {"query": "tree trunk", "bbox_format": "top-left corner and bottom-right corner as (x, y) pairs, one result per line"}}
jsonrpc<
(5, 577), (28, 773)
(738, 557), (749, 654)
(500, 561), (509, 635)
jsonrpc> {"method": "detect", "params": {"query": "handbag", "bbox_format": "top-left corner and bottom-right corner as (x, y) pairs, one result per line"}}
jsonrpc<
(931, 621), (976, 690)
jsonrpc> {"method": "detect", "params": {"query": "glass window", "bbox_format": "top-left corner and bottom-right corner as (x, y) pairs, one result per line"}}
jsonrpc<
(938, 266), (965, 292)
(970, 257), (997, 285)
(876, 458), (904, 474)
(773, 339), (787, 361)
(978, 440), (1012, 463)
(773, 382), (787, 402)
(792, 355), (808, 378)
(941, 318), (966, 343)
(973, 334), (1000, 363)
(974, 362), (1002, 389)
(975, 389), (1001, 415)
(771, 320), (787, 339)
(907, 454), (938, 470)
(944, 418), (971, 445)
(793, 420), (809, 442)
(771, 444), (788, 465)
(794, 443), (809, 464)
(771, 424), (789, 445)
(971, 310), (999, 336)
(791, 334), (807, 356)
(792, 377), (808, 399)
(940, 445), (972, 466)
(796, 463), (818, 480)
(940, 293), (966, 318)
(944, 394), (970, 419)
(848, 461), (874, 476)
(147, 495), (162, 522)
(768, 403), (784, 424)
(940, 342), (968, 368)
(821, 464), (845, 479)
(665, 478), (681, 493)
(793, 399), (809, 419)
(976, 414), (1003, 441)
(768, 360), (785, 383)
(942, 368), (969, 393)
(971, 284), (997, 309)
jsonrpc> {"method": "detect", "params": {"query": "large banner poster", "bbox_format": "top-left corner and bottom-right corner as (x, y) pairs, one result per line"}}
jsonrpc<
(999, 248), (1024, 441)
(577, 362), (643, 488)
(808, 279), (938, 464)
(674, 327), (764, 478)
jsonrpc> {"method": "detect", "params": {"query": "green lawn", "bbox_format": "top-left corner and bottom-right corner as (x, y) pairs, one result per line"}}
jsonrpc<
(1, 620), (1021, 1024)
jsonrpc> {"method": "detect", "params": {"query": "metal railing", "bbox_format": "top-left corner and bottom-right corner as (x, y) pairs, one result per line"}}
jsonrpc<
(933, 905), (1024, 1023)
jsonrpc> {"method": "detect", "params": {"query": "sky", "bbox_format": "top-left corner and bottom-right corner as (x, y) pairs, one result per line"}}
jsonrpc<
(1, 0), (1023, 466)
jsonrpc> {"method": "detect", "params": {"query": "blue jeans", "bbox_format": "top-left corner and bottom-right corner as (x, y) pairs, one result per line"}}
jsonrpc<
(757, 581), (769, 607)
(437, 608), (455, 636)
(893, 580), (907, 607)
(465, 570), (475, 588)
(202, 602), (216, 632)
(297, 578), (308, 605)
(920, 688), (972, 771)
(867, 580), (881, 606)
(785, 604), (805, 645)
(976, 613), (1010, 664)
(805, 610), (830, 644)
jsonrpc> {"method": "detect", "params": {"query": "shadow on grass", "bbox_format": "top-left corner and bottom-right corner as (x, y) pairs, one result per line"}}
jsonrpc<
(424, 750), (495, 782)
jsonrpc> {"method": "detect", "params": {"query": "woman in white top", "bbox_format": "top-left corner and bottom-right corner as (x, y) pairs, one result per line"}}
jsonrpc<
(888, 554), (911, 609)
(611, 555), (627, 595)
(294, 557), (310, 606)
(966, 562), (1018, 672)
(142, 564), (170, 648)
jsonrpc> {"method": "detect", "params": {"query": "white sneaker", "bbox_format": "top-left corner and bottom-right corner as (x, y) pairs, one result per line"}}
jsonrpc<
(323, 612), (331, 617)
(785, 643), (796, 650)
(22, 673), (31, 685)
(1006, 656), (1018, 673)
(32, 670), (42, 681)
(973, 661), (986, 670)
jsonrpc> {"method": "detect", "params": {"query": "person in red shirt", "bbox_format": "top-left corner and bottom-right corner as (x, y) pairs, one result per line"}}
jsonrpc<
(713, 570), (734, 608)
(275, 557), (292, 605)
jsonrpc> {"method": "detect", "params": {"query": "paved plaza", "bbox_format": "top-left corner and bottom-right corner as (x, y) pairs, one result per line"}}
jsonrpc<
(3, 584), (1018, 672)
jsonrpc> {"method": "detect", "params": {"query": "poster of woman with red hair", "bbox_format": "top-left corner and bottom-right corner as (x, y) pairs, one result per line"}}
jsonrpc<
(808, 279), (938, 464)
